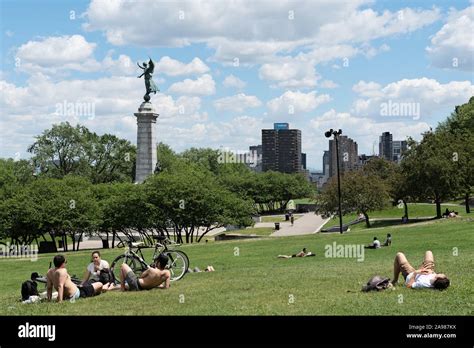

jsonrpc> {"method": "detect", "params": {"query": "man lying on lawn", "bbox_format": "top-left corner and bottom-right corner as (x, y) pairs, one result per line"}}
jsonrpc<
(391, 250), (450, 290)
(47, 255), (103, 302)
(105, 253), (171, 291)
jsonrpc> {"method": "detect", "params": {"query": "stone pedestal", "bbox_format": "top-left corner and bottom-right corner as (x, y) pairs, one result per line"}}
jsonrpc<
(134, 101), (159, 183)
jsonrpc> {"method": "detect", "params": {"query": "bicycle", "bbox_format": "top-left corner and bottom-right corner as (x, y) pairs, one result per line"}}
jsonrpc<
(110, 235), (189, 283)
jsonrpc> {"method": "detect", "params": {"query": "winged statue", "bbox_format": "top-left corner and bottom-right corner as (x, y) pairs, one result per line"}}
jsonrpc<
(137, 58), (159, 102)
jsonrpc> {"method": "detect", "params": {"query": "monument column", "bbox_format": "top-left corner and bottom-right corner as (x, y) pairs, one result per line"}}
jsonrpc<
(134, 101), (159, 183)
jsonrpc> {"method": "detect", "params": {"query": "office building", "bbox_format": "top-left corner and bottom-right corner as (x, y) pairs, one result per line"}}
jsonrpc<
(262, 123), (302, 173)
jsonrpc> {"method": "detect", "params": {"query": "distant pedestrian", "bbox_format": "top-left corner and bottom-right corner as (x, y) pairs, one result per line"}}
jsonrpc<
(290, 215), (294, 226)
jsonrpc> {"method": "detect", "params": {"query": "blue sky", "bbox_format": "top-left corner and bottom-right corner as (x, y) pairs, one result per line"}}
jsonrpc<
(1, 0), (473, 170)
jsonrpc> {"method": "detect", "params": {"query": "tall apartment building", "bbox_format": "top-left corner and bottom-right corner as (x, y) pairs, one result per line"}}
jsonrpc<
(328, 135), (358, 177)
(379, 132), (407, 163)
(262, 123), (302, 173)
(379, 131), (393, 161)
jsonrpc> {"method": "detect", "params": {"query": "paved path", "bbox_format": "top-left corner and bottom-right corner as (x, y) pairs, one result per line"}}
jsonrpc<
(270, 213), (329, 237)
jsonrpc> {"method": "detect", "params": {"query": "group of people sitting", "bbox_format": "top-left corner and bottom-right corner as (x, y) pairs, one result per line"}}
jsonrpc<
(443, 208), (458, 218)
(364, 234), (392, 249)
(45, 251), (171, 303)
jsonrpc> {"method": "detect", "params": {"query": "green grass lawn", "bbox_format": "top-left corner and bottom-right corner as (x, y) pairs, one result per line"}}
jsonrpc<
(324, 203), (458, 230)
(0, 217), (472, 315)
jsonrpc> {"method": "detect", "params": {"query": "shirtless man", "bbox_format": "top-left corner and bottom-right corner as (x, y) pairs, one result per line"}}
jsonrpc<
(46, 255), (102, 302)
(391, 250), (450, 290)
(120, 253), (170, 291)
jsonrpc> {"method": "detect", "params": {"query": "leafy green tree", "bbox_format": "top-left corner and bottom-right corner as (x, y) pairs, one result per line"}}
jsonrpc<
(436, 97), (474, 213)
(401, 132), (461, 218)
(28, 122), (135, 183)
(181, 147), (221, 175)
(317, 170), (388, 228)
(145, 165), (254, 243)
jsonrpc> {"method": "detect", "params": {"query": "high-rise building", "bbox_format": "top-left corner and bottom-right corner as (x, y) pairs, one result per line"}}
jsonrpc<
(392, 140), (407, 163)
(322, 150), (330, 175)
(249, 145), (262, 172)
(301, 153), (307, 170)
(262, 123), (302, 173)
(379, 132), (407, 163)
(328, 135), (358, 177)
(379, 131), (393, 161)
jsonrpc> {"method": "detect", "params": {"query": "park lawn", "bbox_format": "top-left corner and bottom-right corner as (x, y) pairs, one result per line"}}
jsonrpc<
(0, 218), (472, 316)
(324, 203), (460, 229)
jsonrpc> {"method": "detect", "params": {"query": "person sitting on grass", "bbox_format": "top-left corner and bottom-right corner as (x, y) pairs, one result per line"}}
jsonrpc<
(364, 237), (381, 249)
(391, 250), (450, 290)
(46, 255), (102, 303)
(382, 233), (392, 247)
(81, 250), (110, 285)
(105, 253), (170, 291)
(277, 248), (315, 258)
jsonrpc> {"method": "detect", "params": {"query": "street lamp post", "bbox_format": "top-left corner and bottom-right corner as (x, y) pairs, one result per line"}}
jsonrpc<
(325, 129), (344, 234)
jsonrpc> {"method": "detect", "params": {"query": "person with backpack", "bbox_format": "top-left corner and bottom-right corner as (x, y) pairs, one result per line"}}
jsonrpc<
(47, 255), (103, 302)
(81, 250), (110, 285)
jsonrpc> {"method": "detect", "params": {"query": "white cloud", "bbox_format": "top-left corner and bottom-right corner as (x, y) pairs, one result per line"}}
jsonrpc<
(0, 74), (207, 158)
(83, 1), (440, 68)
(222, 74), (246, 89)
(16, 35), (96, 65)
(167, 74), (216, 96)
(352, 78), (474, 120)
(315, 7), (441, 45)
(259, 56), (319, 89)
(15, 35), (138, 76)
(155, 56), (210, 76)
(319, 80), (339, 89)
(308, 109), (431, 156)
(267, 90), (331, 115)
(213, 93), (262, 112)
(426, 5), (474, 71)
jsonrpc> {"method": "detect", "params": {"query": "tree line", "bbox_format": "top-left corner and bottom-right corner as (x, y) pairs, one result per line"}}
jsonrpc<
(0, 127), (313, 249)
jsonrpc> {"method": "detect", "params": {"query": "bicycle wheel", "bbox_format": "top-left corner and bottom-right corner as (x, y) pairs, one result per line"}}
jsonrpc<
(163, 250), (189, 281)
(110, 254), (146, 284)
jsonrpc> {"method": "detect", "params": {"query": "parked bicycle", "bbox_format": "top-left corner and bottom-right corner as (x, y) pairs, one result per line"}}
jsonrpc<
(110, 235), (189, 283)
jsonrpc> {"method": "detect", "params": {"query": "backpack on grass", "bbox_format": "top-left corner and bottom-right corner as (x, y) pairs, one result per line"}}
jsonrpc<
(361, 275), (392, 292)
(99, 268), (113, 284)
(21, 280), (39, 301)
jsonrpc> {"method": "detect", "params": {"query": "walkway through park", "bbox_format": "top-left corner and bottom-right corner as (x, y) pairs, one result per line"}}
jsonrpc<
(269, 213), (329, 237)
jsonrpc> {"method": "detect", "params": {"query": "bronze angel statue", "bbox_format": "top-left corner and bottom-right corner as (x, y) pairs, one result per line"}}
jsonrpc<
(137, 58), (159, 101)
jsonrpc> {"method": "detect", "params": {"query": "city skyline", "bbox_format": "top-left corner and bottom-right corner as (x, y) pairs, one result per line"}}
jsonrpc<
(1, 0), (473, 169)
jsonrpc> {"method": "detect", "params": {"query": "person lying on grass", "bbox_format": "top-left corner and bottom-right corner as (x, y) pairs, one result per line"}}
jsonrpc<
(391, 250), (450, 290)
(277, 248), (315, 258)
(47, 255), (102, 303)
(103, 253), (170, 292)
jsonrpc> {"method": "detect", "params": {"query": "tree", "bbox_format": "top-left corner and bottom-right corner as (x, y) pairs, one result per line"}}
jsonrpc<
(181, 147), (221, 175)
(28, 176), (100, 251)
(436, 97), (474, 213)
(145, 165), (255, 243)
(401, 132), (461, 218)
(317, 170), (388, 228)
(28, 122), (136, 183)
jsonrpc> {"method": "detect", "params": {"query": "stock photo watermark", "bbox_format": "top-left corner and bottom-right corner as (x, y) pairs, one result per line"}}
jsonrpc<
(380, 100), (420, 120)
(217, 148), (261, 167)
(55, 100), (96, 121)
(0, 242), (38, 261)
(324, 242), (365, 262)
